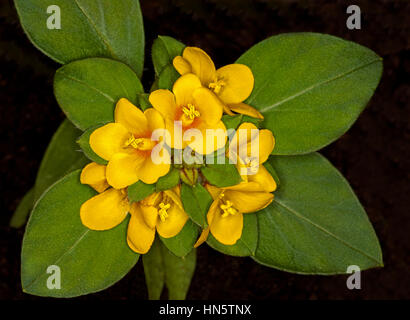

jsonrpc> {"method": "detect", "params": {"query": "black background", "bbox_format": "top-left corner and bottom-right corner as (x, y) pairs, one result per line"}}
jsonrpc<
(0, 0), (409, 300)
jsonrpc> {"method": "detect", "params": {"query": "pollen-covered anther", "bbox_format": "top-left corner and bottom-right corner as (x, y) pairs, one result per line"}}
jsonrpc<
(220, 200), (239, 218)
(158, 202), (171, 222)
(208, 79), (226, 94)
(124, 136), (156, 151)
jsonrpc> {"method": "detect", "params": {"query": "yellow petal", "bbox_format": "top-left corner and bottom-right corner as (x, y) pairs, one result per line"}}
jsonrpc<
(224, 181), (263, 192)
(80, 162), (109, 193)
(145, 108), (166, 132)
(140, 204), (159, 229)
(156, 203), (188, 238)
(192, 87), (224, 125)
(136, 151), (171, 184)
(114, 98), (149, 136)
(205, 184), (223, 200)
(182, 47), (216, 85)
(216, 64), (254, 104)
(127, 203), (156, 254)
(249, 164), (277, 192)
(193, 120), (227, 155)
(89, 123), (130, 161)
(257, 129), (275, 164)
(229, 103), (264, 119)
(106, 152), (144, 189)
(225, 189), (273, 213)
(149, 89), (177, 121)
(173, 56), (192, 75)
(80, 188), (129, 230)
(210, 210), (243, 245)
(164, 188), (184, 211)
(172, 73), (202, 107)
(194, 227), (209, 248)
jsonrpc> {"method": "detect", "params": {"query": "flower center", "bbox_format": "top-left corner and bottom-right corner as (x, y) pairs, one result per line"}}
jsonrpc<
(181, 103), (200, 126)
(158, 202), (171, 222)
(209, 79), (226, 94)
(219, 193), (239, 218)
(244, 157), (259, 174)
(124, 136), (156, 151)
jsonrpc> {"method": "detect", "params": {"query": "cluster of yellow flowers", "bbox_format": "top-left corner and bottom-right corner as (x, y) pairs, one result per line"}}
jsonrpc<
(79, 47), (276, 254)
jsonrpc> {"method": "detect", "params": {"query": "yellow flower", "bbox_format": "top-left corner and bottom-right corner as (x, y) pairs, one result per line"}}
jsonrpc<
(173, 46), (263, 119)
(127, 187), (188, 254)
(195, 183), (273, 246)
(228, 122), (276, 192)
(80, 162), (130, 231)
(80, 163), (187, 254)
(149, 73), (227, 154)
(89, 98), (170, 188)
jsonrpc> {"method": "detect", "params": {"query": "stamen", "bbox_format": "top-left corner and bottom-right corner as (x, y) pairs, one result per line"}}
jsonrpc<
(220, 200), (239, 218)
(158, 202), (171, 222)
(124, 136), (155, 151)
(209, 79), (226, 94)
(182, 104), (200, 120)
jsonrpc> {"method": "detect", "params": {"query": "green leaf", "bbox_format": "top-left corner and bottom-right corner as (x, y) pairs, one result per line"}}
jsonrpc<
(253, 153), (383, 274)
(160, 220), (199, 257)
(264, 160), (280, 187)
(237, 33), (383, 155)
(222, 114), (243, 130)
(156, 168), (180, 192)
(22, 170), (139, 297)
(138, 93), (152, 111)
(152, 35), (185, 77)
(180, 183), (212, 228)
(128, 180), (156, 203)
(77, 125), (108, 165)
(142, 238), (165, 300)
(14, 0), (145, 77)
(143, 237), (196, 300)
(34, 119), (88, 201)
(54, 57), (144, 130)
(207, 213), (258, 257)
(201, 157), (242, 187)
(158, 64), (180, 90)
(9, 188), (34, 228)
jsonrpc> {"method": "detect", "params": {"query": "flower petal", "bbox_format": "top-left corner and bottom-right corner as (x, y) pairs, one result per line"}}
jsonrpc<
(80, 162), (109, 193)
(182, 47), (216, 85)
(145, 108), (166, 133)
(173, 73), (202, 107)
(173, 56), (192, 75)
(194, 227), (209, 248)
(136, 151), (171, 184)
(249, 165), (277, 192)
(193, 87), (224, 125)
(229, 103), (264, 119)
(205, 184), (222, 200)
(216, 64), (254, 104)
(225, 189), (273, 213)
(127, 203), (156, 254)
(149, 89), (177, 121)
(89, 123), (130, 161)
(257, 129), (275, 164)
(114, 98), (149, 136)
(140, 204), (159, 229)
(156, 203), (188, 238)
(210, 210), (243, 245)
(106, 153), (144, 189)
(193, 120), (227, 155)
(80, 188), (129, 230)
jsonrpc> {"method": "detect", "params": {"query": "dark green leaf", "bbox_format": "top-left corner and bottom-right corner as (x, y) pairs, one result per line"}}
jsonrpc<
(15, 0), (145, 77)
(237, 33), (383, 154)
(160, 220), (199, 257)
(201, 158), (242, 188)
(206, 213), (258, 257)
(181, 183), (212, 228)
(138, 93), (152, 111)
(158, 64), (180, 90)
(128, 180), (156, 203)
(143, 237), (195, 300)
(142, 238), (165, 300)
(253, 153), (383, 274)
(34, 119), (88, 201)
(22, 170), (139, 297)
(10, 188), (34, 228)
(152, 35), (185, 77)
(77, 125), (108, 165)
(156, 168), (180, 192)
(264, 160), (280, 187)
(54, 58), (143, 130)
(222, 114), (243, 130)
